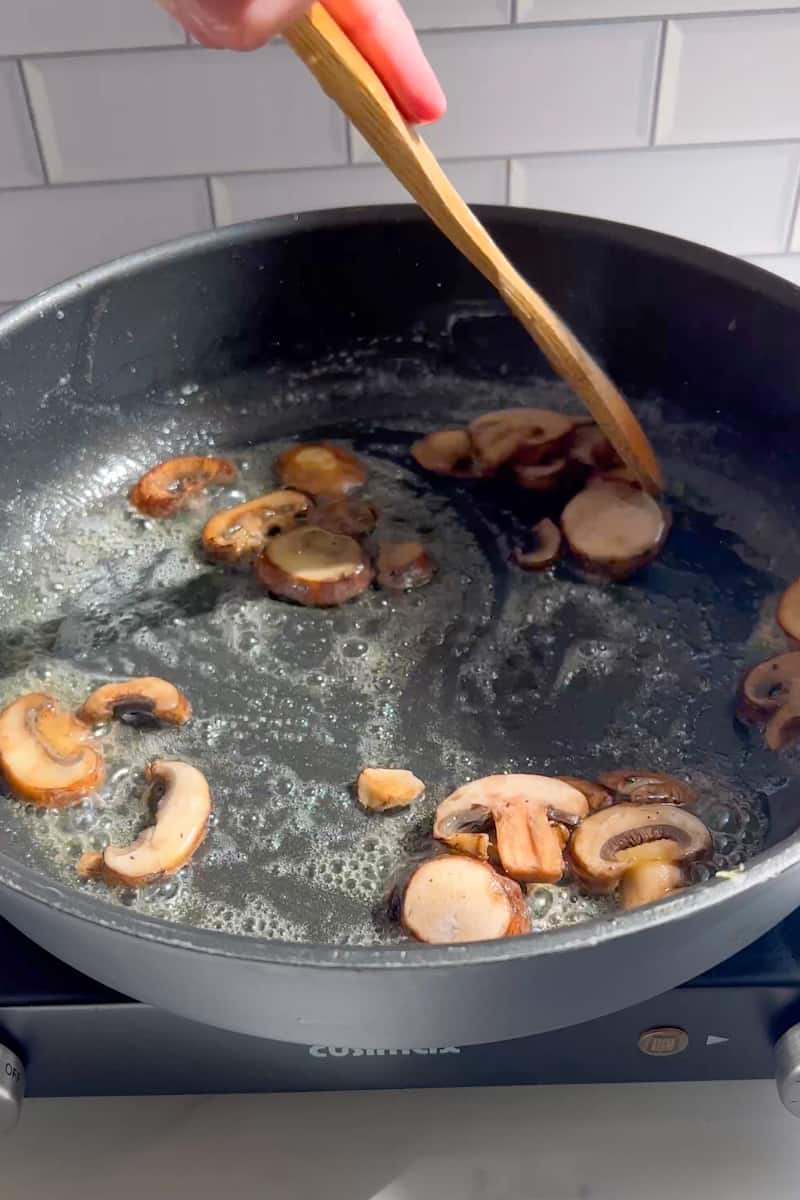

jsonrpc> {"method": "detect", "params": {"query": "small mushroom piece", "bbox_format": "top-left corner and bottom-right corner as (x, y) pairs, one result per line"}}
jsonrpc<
(596, 769), (694, 807)
(401, 855), (531, 943)
(411, 429), (478, 478)
(469, 408), (575, 471)
(445, 832), (491, 859)
(255, 525), (374, 607)
(434, 775), (589, 883)
(777, 578), (800, 645)
(277, 443), (366, 497)
(78, 677), (191, 729)
(312, 497), (378, 539)
(568, 423), (620, 471)
(619, 861), (688, 911)
(129, 456), (237, 517)
(79, 760), (211, 887)
(357, 767), (425, 812)
(0, 693), (103, 807)
(376, 541), (437, 591)
(737, 652), (800, 724)
(201, 490), (311, 563)
(561, 481), (670, 580)
(512, 518), (562, 572)
(558, 776), (613, 812)
(764, 696), (800, 751)
(569, 803), (711, 905)
(513, 459), (568, 492)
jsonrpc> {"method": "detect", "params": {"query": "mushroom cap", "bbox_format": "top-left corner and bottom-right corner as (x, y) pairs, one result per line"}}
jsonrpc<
(78, 677), (191, 727)
(738, 653), (800, 722)
(469, 408), (575, 471)
(596, 769), (694, 807)
(312, 497), (378, 539)
(434, 775), (588, 884)
(277, 443), (366, 497)
(96, 760), (211, 887)
(569, 802), (711, 894)
(129, 456), (237, 517)
(402, 855), (531, 943)
(558, 776), (613, 812)
(561, 481), (670, 580)
(0, 692), (104, 807)
(512, 518), (563, 572)
(201, 490), (311, 562)
(513, 459), (569, 492)
(255, 525), (374, 607)
(411, 429), (478, 478)
(376, 541), (437, 591)
(777, 578), (800, 645)
(568, 423), (620, 471)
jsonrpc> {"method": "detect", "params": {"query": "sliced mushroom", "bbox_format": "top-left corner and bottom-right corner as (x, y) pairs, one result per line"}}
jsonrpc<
(312, 497), (378, 539)
(569, 802), (711, 907)
(401, 855), (531, 943)
(255, 525), (374, 607)
(78, 677), (191, 729)
(434, 775), (589, 884)
(561, 481), (670, 580)
(445, 831), (490, 859)
(411, 428), (479, 478)
(777, 578), (800, 645)
(469, 408), (575, 472)
(619, 861), (688, 911)
(591, 465), (643, 489)
(376, 541), (437, 591)
(357, 767), (425, 812)
(129, 456), (237, 517)
(568, 423), (620, 471)
(201, 490), (311, 563)
(765, 699), (800, 751)
(277, 443), (366, 497)
(596, 769), (694, 807)
(737, 652), (800, 724)
(0, 693), (103, 807)
(513, 459), (569, 492)
(558, 776), (613, 812)
(512, 518), (562, 571)
(79, 760), (211, 887)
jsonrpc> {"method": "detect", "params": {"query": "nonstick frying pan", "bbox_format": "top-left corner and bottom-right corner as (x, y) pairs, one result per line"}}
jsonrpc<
(0, 206), (799, 1050)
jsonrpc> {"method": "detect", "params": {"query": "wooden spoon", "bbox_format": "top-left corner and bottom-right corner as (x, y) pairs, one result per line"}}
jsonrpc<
(285, 3), (663, 495)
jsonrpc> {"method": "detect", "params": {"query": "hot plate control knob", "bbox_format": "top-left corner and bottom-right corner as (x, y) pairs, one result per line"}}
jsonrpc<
(775, 1025), (800, 1117)
(0, 1043), (24, 1134)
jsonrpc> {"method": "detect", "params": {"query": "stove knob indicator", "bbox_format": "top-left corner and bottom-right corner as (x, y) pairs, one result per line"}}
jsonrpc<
(775, 1025), (800, 1117)
(0, 1043), (24, 1134)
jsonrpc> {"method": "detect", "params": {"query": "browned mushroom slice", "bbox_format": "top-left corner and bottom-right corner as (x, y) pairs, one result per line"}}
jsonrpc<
(569, 802), (711, 908)
(596, 769), (694, 807)
(312, 497), (378, 539)
(469, 408), (575, 471)
(201, 490), (311, 563)
(79, 760), (211, 887)
(401, 855), (531, 943)
(591, 465), (643, 489)
(567, 423), (620, 471)
(513, 459), (569, 492)
(357, 767), (425, 812)
(376, 541), (437, 591)
(558, 776), (613, 812)
(0, 693), (103, 807)
(255, 526), (373, 607)
(129, 456), (237, 517)
(777, 578), (800, 645)
(765, 697), (800, 751)
(434, 775), (588, 884)
(512, 518), (562, 572)
(619, 861), (688, 911)
(411, 428), (480, 478)
(277, 443), (366, 497)
(737, 652), (800, 724)
(561, 481), (670, 580)
(78, 677), (191, 729)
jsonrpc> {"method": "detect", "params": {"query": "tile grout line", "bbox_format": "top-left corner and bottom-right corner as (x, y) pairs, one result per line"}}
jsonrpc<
(15, 56), (49, 184)
(648, 20), (669, 146)
(205, 176), (219, 228)
(505, 158), (513, 204)
(783, 160), (800, 252)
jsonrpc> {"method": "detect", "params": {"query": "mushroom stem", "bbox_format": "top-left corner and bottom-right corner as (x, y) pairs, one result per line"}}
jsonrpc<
(401, 855), (531, 943)
(619, 862), (688, 910)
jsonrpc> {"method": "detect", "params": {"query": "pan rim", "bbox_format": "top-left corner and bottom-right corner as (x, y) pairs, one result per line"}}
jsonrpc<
(0, 203), (799, 970)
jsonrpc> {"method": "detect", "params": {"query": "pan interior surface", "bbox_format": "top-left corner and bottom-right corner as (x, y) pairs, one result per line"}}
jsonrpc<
(0, 339), (797, 947)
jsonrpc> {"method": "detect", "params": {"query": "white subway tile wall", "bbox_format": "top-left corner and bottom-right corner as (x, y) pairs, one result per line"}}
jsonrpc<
(0, 2), (799, 304)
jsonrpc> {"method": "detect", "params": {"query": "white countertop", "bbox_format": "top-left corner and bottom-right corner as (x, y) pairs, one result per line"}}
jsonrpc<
(4, 1080), (798, 1199)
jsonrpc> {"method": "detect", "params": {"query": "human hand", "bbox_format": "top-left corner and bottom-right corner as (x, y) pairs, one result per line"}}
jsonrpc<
(157, 0), (446, 123)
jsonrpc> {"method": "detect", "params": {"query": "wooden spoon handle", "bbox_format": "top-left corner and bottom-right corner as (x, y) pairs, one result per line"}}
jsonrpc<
(285, 3), (663, 495)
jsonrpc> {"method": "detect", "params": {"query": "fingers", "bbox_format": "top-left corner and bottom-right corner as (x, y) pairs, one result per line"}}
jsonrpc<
(322, 0), (446, 124)
(157, 0), (309, 51)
